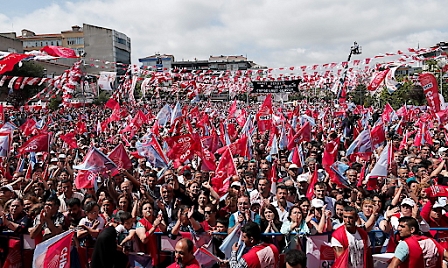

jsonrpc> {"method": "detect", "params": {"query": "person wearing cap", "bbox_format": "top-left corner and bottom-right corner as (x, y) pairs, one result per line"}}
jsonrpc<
(331, 206), (373, 268)
(296, 174), (309, 198)
(309, 198), (333, 233)
(420, 188), (448, 250)
(312, 182), (336, 215)
(286, 163), (300, 180)
(0, 185), (16, 203)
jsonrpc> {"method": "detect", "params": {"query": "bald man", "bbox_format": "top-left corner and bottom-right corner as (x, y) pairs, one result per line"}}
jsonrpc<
(168, 238), (200, 268)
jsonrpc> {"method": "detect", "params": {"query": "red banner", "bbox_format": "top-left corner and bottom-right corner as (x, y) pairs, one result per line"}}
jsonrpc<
(41, 46), (78, 58)
(0, 53), (30, 75)
(43, 231), (74, 268)
(367, 69), (389, 91)
(17, 133), (49, 155)
(419, 72), (442, 112)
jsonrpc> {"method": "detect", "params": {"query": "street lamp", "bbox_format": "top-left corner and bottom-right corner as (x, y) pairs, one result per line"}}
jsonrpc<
(437, 57), (447, 96)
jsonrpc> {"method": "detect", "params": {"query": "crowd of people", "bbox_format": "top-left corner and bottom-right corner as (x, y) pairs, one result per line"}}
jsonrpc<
(1, 96), (448, 268)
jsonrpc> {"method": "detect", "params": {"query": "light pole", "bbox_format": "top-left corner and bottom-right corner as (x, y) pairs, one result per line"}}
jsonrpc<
(437, 57), (447, 96)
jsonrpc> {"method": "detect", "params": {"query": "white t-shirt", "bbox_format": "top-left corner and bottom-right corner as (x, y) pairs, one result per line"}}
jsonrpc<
(331, 229), (371, 268)
(79, 216), (105, 231)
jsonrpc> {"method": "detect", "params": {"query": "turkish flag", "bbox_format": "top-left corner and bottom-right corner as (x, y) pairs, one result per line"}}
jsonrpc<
(41, 46), (78, 58)
(216, 135), (249, 157)
(0, 53), (30, 75)
(18, 133), (49, 155)
(105, 98), (119, 109)
(75, 170), (96, 189)
(211, 148), (237, 196)
(59, 132), (78, 149)
(287, 121), (311, 150)
(256, 94), (273, 132)
(322, 137), (340, 173)
(108, 143), (132, 170)
(306, 166), (318, 199)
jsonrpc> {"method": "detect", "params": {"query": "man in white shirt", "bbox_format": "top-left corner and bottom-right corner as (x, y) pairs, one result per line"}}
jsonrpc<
(271, 184), (293, 222)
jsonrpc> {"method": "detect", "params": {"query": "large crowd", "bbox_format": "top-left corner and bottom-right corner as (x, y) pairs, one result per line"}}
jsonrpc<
(1, 97), (448, 268)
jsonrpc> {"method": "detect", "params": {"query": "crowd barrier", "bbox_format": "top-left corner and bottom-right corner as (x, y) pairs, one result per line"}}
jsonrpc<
(1, 228), (448, 268)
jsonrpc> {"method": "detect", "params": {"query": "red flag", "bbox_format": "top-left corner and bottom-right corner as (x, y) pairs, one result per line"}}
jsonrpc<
(41, 46), (78, 58)
(76, 121), (87, 135)
(227, 100), (237, 119)
(42, 231), (75, 268)
(199, 144), (216, 171)
(287, 121), (311, 150)
(256, 94), (273, 132)
(166, 134), (198, 164)
(59, 132), (78, 149)
(381, 103), (394, 123)
(105, 98), (119, 109)
(0, 53), (30, 75)
(306, 165), (318, 199)
(291, 146), (302, 167)
(19, 118), (37, 136)
(322, 137), (340, 173)
(211, 148), (237, 196)
(268, 161), (279, 195)
(108, 143), (132, 170)
(18, 133), (49, 155)
(419, 73), (442, 112)
(24, 163), (33, 180)
(367, 69), (390, 91)
(370, 122), (386, 148)
(216, 135), (249, 157)
(75, 170), (96, 189)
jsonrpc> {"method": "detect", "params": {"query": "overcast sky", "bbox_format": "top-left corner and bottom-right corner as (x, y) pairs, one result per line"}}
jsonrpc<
(1, 0), (446, 68)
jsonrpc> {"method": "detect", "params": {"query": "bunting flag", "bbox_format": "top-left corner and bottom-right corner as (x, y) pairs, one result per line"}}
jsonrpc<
(0, 53), (30, 75)
(211, 148), (237, 196)
(108, 143), (132, 170)
(17, 133), (49, 155)
(73, 147), (118, 173)
(287, 121), (311, 150)
(32, 230), (75, 268)
(59, 132), (78, 149)
(40, 46), (78, 58)
(256, 94), (273, 132)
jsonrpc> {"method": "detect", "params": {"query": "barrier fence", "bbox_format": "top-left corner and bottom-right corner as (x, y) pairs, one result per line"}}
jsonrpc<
(2, 228), (448, 268)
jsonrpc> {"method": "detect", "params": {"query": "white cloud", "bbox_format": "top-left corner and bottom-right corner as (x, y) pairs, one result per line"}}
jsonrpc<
(0, 0), (447, 68)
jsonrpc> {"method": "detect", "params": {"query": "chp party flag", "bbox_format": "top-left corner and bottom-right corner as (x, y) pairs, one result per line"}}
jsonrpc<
(59, 132), (78, 149)
(17, 133), (49, 155)
(256, 94), (273, 132)
(419, 72), (442, 112)
(367, 69), (389, 92)
(211, 148), (237, 196)
(32, 229), (75, 268)
(108, 143), (132, 170)
(75, 170), (97, 189)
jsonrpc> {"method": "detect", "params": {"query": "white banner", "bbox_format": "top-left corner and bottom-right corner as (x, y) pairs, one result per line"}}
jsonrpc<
(98, 71), (116, 91)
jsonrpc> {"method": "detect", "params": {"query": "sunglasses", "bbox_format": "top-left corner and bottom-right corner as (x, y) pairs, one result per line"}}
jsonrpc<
(204, 210), (213, 214)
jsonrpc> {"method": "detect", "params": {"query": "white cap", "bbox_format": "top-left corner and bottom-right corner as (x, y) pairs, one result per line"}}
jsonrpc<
(297, 174), (308, 183)
(58, 154), (66, 159)
(401, 198), (416, 207)
(1, 185), (13, 191)
(50, 158), (58, 162)
(311, 198), (325, 208)
(289, 164), (299, 169)
(438, 147), (448, 155)
(433, 202), (445, 209)
(231, 181), (242, 188)
(36, 152), (43, 156)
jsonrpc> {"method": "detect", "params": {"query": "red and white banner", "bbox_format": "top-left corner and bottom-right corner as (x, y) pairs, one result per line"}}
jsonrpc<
(367, 69), (389, 91)
(419, 72), (442, 112)
(32, 230), (74, 268)
(41, 46), (78, 58)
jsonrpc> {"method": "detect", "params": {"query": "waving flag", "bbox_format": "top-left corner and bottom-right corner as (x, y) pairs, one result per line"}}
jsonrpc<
(108, 143), (132, 170)
(216, 135), (249, 158)
(306, 166), (318, 199)
(329, 161), (350, 187)
(346, 129), (372, 160)
(0, 132), (10, 157)
(256, 94), (273, 132)
(287, 121), (311, 150)
(19, 118), (37, 136)
(33, 230), (74, 268)
(322, 137), (340, 173)
(171, 102), (183, 125)
(75, 170), (97, 189)
(136, 141), (168, 169)
(156, 104), (172, 127)
(420, 72), (442, 112)
(73, 147), (118, 173)
(211, 148), (237, 196)
(59, 132), (78, 149)
(40, 46), (78, 58)
(370, 121), (386, 148)
(367, 69), (389, 92)
(0, 53), (30, 75)
(17, 133), (49, 155)
(369, 143), (392, 177)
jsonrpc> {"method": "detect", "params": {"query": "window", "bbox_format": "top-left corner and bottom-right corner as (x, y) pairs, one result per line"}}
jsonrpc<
(67, 37), (84, 45)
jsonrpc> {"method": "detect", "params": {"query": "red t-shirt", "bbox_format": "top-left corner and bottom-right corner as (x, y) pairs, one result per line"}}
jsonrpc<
(167, 258), (200, 268)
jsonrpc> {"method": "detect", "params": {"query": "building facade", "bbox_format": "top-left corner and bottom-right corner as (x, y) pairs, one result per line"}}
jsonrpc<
(0, 33), (23, 53)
